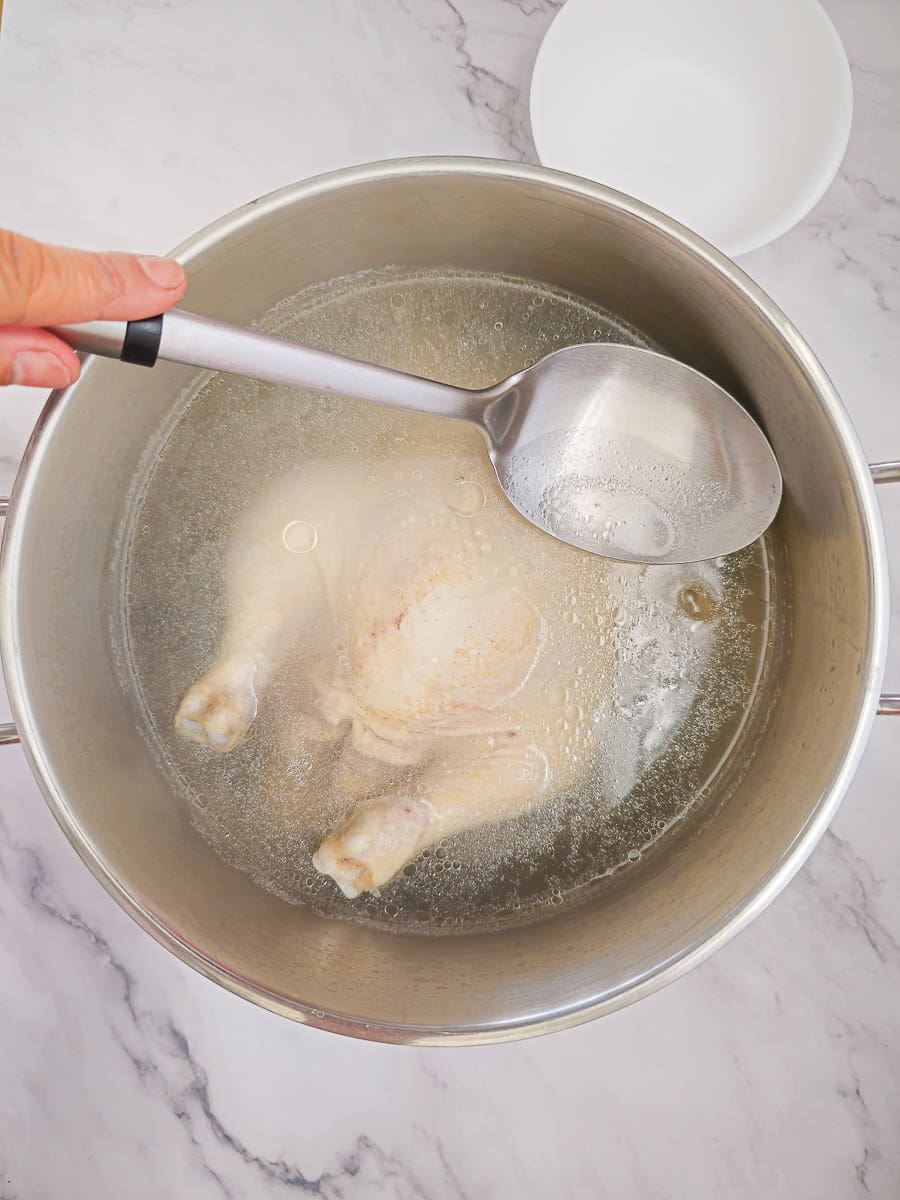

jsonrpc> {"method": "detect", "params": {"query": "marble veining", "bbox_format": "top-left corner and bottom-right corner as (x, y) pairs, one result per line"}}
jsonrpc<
(1, 0), (899, 1196)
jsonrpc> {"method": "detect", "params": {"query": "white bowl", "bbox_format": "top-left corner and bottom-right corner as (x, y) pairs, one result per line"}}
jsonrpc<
(529, 0), (853, 257)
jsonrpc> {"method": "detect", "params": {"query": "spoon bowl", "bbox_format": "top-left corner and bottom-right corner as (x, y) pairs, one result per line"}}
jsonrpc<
(483, 342), (782, 563)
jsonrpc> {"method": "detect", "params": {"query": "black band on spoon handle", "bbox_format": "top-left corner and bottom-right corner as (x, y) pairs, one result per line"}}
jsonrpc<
(121, 315), (164, 366)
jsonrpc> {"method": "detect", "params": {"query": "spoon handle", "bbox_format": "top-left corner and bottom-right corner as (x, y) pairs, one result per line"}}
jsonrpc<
(49, 308), (488, 424)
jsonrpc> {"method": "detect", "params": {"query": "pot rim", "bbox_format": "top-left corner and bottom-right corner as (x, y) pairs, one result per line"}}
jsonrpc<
(0, 156), (890, 1045)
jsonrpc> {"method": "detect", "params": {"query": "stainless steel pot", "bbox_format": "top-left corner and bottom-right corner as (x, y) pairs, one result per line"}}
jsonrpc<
(1, 159), (897, 1044)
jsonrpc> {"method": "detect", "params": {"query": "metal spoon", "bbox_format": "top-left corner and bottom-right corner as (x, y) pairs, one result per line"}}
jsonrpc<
(52, 309), (782, 565)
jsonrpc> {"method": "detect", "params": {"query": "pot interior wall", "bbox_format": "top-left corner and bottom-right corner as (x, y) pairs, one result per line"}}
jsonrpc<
(3, 166), (878, 1037)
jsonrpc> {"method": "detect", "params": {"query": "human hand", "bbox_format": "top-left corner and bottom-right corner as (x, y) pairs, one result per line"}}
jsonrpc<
(0, 228), (187, 388)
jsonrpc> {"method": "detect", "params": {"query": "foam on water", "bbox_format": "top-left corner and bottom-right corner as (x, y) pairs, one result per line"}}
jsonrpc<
(506, 426), (738, 560)
(121, 267), (775, 934)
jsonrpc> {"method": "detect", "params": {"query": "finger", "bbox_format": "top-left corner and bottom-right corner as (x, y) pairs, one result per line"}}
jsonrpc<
(0, 228), (187, 327)
(0, 326), (82, 388)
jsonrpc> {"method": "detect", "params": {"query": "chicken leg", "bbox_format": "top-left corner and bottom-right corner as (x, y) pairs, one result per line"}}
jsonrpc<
(175, 467), (349, 749)
(313, 735), (551, 897)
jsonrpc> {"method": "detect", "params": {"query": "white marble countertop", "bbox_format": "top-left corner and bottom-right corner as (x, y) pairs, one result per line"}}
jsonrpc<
(1, 1), (898, 1196)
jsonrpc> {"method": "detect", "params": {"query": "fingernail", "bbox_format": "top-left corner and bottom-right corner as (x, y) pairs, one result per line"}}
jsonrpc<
(138, 255), (185, 289)
(10, 351), (75, 388)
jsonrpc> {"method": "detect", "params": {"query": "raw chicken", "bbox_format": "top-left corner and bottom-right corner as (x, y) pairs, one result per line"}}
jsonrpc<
(176, 446), (720, 898)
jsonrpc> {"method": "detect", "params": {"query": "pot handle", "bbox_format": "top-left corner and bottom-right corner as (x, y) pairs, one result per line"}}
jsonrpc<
(0, 467), (898, 740)
(0, 498), (16, 743)
(873, 461), (900, 715)
(0, 498), (17, 743)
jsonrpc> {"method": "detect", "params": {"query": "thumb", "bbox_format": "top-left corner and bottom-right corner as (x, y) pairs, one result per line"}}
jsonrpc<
(0, 228), (187, 327)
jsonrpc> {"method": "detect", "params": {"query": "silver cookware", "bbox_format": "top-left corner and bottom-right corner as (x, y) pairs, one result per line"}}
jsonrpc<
(1, 159), (896, 1044)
